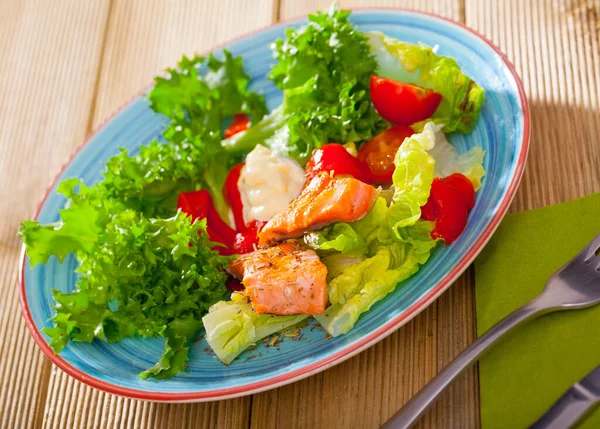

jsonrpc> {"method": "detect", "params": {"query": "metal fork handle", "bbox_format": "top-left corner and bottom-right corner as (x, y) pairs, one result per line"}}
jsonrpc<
(529, 383), (600, 429)
(382, 295), (554, 429)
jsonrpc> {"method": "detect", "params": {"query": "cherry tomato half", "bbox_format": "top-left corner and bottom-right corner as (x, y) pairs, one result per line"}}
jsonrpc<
(357, 125), (414, 183)
(370, 75), (442, 126)
(305, 143), (371, 184)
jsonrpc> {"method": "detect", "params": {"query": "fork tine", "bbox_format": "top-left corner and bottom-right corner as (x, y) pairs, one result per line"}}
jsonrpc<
(581, 233), (600, 263)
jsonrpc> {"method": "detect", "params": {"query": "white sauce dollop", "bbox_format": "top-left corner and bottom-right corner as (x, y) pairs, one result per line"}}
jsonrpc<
(238, 145), (305, 224)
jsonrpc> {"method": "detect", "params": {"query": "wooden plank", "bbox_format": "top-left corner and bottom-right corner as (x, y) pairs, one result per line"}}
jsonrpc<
(38, 1), (276, 428)
(280, 0), (464, 21)
(465, 0), (600, 213)
(92, 0), (279, 124)
(0, 1), (111, 429)
(249, 3), (479, 429)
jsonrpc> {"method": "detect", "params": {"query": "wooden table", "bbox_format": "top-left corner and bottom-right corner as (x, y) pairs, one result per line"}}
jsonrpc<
(1, 0), (598, 428)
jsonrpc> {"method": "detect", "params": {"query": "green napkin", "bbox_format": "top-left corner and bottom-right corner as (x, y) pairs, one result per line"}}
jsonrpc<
(475, 193), (600, 429)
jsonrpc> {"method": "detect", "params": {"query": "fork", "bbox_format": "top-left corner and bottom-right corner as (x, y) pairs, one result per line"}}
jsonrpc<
(382, 233), (600, 429)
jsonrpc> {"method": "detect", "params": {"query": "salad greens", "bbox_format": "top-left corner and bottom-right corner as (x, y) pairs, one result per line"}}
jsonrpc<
(21, 5), (487, 372)
(310, 196), (438, 336)
(309, 121), (485, 337)
(106, 52), (267, 219)
(223, 5), (387, 164)
(20, 50), (267, 378)
(150, 52), (267, 145)
(389, 121), (485, 238)
(203, 293), (308, 364)
(24, 202), (229, 379)
(367, 32), (485, 134)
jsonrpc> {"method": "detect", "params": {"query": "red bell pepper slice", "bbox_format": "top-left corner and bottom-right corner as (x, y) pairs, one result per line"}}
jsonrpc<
(177, 189), (237, 253)
(420, 173), (476, 244)
(223, 163), (248, 232)
(224, 114), (250, 138)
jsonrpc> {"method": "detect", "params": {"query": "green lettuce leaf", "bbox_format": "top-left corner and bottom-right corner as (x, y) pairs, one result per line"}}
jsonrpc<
(367, 31), (484, 134)
(304, 223), (366, 254)
(305, 196), (439, 336)
(20, 205), (230, 379)
(426, 123), (486, 190)
(104, 50), (268, 219)
(389, 123), (436, 231)
(389, 121), (486, 242)
(203, 293), (308, 364)
(224, 5), (387, 164)
(19, 204), (102, 266)
(314, 242), (423, 336)
(304, 197), (392, 252)
(150, 51), (267, 146)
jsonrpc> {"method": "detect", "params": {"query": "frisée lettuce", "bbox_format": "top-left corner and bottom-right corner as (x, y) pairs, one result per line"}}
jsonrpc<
(19, 50), (268, 379)
(223, 5), (387, 164)
(21, 201), (230, 379)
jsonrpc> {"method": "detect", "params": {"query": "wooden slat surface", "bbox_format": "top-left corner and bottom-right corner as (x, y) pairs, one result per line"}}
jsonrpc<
(0, 2), (111, 429)
(1, 0), (599, 428)
(464, 0), (600, 213)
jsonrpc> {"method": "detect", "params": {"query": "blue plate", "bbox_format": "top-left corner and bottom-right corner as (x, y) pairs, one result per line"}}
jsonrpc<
(20, 9), (529, 401)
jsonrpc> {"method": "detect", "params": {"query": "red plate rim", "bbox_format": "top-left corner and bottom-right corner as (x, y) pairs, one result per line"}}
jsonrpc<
(19, 7), (530, 402)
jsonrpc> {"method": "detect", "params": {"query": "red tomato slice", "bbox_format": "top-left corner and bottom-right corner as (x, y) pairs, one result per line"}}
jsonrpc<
(305, 143), (371, 184)
(357, 125), (414, 183)
(370, 75), (442, 126)
(224, 114), (250, 138)
(440, 173), (475, 210)
(223, 163), (247, 231)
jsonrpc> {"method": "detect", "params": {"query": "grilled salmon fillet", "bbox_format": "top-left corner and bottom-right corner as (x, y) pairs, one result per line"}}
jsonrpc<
(228, 242), (328, 315)
(257, 172), (378, 247)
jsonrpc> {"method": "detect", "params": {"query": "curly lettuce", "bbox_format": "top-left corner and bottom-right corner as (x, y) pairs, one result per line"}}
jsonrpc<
(224, 5), (387, 164)
(19, 50), (267, 378)
(150, 51), (267, 146)
(20, 191), (229, 378)
(108, 51), (267, 219)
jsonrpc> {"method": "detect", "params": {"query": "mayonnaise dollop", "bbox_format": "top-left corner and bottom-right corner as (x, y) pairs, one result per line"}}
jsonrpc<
(238, 145), (305, 224)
